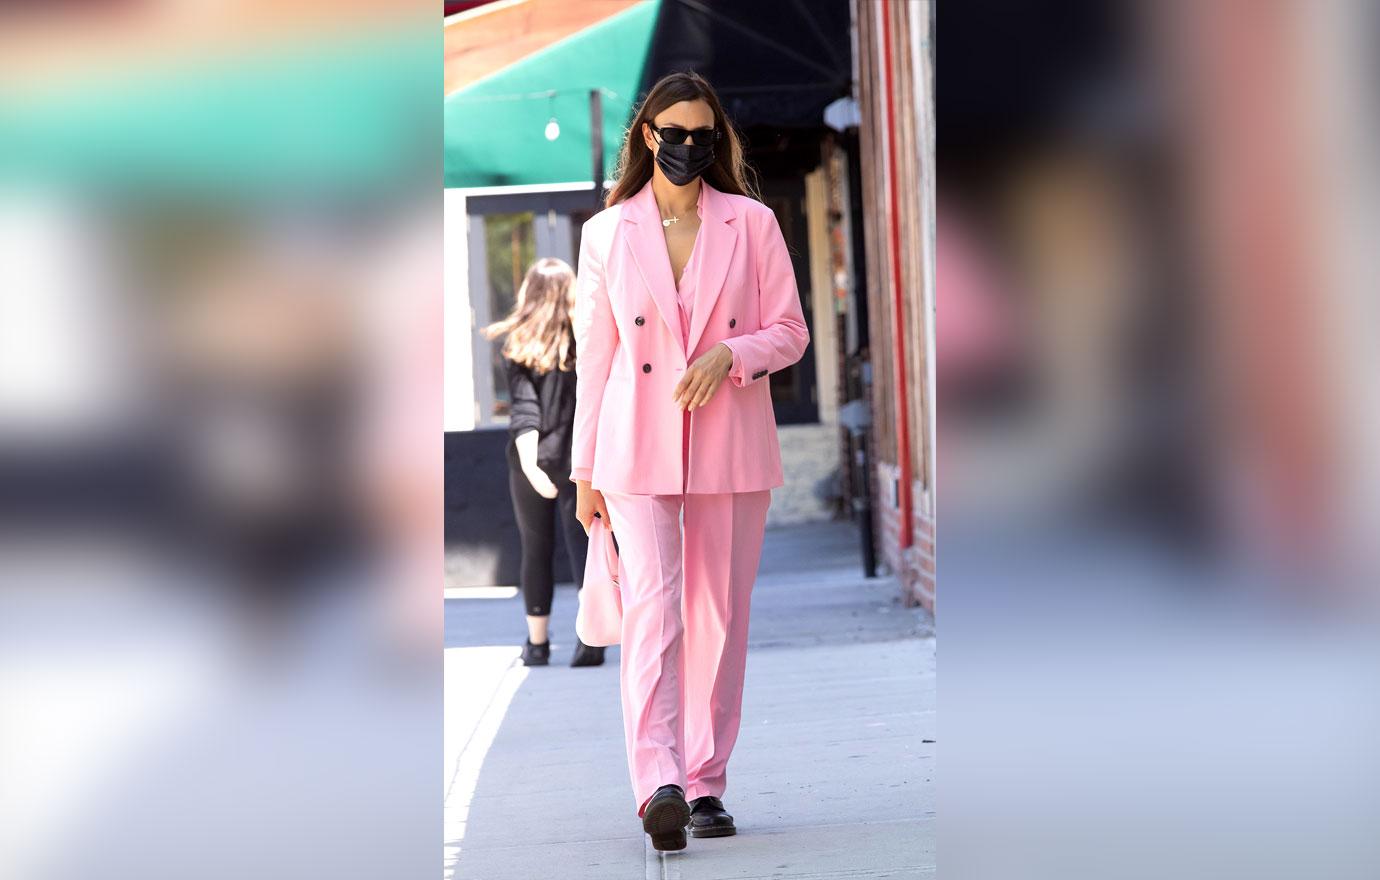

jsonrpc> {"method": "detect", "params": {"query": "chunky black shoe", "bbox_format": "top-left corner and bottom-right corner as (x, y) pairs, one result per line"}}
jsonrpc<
(688, 795), (736, 838)
(520, 638), (550, 667)
(641, 784), (690, 851)
(570, 638), (606, 667)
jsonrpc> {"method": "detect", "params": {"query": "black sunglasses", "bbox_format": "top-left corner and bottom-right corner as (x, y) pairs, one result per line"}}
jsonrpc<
(649, 124), (721, 147)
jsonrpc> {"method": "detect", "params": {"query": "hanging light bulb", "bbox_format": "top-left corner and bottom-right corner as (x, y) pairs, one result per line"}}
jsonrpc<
(543, 89), (560, 141)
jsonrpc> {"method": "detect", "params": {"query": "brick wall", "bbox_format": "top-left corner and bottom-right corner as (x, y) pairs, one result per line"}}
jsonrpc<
(875, 461), (936, 611)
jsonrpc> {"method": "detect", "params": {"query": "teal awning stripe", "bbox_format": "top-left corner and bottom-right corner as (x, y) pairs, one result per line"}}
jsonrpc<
(0, 30), (435, 199)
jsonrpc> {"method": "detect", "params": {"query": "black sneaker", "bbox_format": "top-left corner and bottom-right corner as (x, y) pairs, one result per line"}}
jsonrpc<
(688, 795), (736, 837)
(570, 638), (606, 667)
(641, 784), (690, 851)
(520, 638), (550, 666)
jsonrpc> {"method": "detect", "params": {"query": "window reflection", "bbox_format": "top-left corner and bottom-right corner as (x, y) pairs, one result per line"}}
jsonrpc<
(483, 212), (534, 420)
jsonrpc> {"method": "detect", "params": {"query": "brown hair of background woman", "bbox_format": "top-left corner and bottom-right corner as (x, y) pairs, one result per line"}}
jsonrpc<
(481, 257), (578, 374)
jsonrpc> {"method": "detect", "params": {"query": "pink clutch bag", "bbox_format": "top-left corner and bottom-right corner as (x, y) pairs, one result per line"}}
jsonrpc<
(575, 516), (623, 647)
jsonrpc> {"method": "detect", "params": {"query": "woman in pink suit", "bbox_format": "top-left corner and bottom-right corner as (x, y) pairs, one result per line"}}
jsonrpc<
(569, 72), (810, 852)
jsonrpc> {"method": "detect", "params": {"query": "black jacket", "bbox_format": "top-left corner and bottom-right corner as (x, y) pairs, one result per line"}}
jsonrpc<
(504, 354), (577, 477)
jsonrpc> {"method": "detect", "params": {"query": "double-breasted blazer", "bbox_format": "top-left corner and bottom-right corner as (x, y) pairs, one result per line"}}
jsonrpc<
(569, 178), (810, 495)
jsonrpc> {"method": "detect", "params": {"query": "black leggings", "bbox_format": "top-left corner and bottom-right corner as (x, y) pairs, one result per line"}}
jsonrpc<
(507, 448), (588, 617)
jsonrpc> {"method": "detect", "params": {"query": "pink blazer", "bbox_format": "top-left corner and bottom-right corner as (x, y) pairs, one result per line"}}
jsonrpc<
(569, 178), (810, 494)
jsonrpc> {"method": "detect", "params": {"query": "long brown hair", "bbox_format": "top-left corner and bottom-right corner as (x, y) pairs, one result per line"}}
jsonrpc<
(606, 71), (761, 207)
(481, 257), (577, 373)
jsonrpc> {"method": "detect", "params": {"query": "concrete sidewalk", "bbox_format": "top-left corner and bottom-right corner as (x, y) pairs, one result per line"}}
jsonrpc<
(445, 519), (935, 879)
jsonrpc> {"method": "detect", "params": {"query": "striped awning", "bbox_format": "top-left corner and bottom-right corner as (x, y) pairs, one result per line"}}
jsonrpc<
(443, 0), (660, 189)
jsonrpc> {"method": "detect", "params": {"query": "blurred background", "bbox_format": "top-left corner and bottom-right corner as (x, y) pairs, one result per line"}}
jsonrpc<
(1, 2), (438, 879)
(939, 2), (1380, 878)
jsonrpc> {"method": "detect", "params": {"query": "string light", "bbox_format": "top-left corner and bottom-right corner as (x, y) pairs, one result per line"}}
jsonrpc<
(544, 91), (560, 140)
(445, 86), (630, 142)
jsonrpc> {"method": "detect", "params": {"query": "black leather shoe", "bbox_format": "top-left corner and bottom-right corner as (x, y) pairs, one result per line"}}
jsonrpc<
(520, 638), (549, 666)
(641, 784), (690, 851)
(688, 795), (736, 838)
(570, 638), (605, 667)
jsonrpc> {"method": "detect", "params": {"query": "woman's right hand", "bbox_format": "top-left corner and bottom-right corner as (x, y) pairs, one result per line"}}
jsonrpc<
(523, 466), (560, 500)
(575, 479), (612, 535)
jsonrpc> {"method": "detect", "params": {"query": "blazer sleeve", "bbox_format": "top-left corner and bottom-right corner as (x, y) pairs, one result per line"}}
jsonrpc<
(720, 205), (811, 388)
(569, 219), (618, 483)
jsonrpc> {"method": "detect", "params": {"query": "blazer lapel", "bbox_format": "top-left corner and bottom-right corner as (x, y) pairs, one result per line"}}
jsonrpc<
(622, 181), (684, 355)
(685, 181), (739, 356)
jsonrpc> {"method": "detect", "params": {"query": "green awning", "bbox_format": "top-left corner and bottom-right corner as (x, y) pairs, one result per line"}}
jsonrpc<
(443, 0), (659, 189)
(0, 31), (434, 199)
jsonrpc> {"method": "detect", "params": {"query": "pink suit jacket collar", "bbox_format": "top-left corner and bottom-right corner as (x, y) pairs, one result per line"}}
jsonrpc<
(621, 177), (741, 358)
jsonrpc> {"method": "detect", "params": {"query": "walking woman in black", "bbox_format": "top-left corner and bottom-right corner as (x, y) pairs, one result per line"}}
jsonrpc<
(483, 257), (605, 667)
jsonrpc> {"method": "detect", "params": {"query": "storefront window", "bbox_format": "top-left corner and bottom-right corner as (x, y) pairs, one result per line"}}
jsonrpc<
(482, 212), (534, 420)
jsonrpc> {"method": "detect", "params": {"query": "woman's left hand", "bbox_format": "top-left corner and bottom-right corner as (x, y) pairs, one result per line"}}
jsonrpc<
(672, 342), (734, 411)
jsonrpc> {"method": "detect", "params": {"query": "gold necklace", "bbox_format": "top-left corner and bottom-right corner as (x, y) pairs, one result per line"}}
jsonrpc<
(661, 215), (679, 227)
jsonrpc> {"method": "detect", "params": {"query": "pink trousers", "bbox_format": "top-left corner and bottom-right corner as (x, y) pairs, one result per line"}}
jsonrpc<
(601, 411), (771, 815)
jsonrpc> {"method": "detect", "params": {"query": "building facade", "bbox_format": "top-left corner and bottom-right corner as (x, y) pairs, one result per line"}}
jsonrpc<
(852, 0), (936, 608)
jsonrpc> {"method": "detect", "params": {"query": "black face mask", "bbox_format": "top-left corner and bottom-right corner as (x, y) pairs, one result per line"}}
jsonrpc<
(654, 139), (716, 186)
